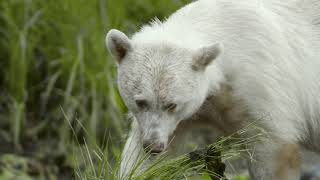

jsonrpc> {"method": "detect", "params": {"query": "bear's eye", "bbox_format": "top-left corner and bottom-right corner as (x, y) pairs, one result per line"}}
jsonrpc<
(164, 103), (177, 112)
(135, 99), (148, 109)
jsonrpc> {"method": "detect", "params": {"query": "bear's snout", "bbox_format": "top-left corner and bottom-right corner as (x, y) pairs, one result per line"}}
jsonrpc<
(143, 140), (164, 155)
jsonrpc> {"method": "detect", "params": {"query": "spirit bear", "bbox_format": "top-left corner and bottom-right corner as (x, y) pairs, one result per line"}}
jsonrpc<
(106, 0), (320, 179)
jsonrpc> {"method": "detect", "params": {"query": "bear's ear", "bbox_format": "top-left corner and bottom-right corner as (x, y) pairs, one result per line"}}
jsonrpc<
(105, 29), (132, 64)
(192, 43), (223, 71)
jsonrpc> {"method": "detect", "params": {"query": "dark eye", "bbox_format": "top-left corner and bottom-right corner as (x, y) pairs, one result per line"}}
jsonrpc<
(164, 103), (177, 112)
(136, 99), (148, 109)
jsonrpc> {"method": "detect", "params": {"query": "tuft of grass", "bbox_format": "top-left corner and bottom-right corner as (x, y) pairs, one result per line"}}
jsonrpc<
(72, 122), (264, 180)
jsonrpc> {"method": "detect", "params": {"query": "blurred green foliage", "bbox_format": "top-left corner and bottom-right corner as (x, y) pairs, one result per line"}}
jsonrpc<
(0, 0), (190, 178)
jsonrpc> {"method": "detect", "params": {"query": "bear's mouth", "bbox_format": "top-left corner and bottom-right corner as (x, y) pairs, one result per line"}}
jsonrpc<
(150, 149), (163, 155)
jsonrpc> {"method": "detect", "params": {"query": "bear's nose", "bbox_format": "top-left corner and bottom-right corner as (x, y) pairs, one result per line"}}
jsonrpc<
(143, 140), (164, 154)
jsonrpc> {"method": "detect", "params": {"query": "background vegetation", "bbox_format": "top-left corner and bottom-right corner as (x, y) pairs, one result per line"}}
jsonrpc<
(0, 0), (191, 179)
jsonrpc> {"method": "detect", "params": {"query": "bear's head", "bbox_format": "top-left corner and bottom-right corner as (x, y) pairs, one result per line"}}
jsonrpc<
(106, 29), (223, 154)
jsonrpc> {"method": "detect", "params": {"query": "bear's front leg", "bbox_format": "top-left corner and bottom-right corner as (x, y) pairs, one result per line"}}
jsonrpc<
(119, 117), (195, 179)
(119, 119), (145, 179)
(248, 140), (300, 180)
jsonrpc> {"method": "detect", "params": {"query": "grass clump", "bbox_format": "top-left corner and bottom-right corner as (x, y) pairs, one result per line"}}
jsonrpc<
(73, 124), (264, 180)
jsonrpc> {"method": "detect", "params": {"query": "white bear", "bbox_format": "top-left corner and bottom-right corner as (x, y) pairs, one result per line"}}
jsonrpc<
(106, 0), (320, 179)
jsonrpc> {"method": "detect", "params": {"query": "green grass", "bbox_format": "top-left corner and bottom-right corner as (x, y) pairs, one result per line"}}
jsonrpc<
(72, 123), (263, 180)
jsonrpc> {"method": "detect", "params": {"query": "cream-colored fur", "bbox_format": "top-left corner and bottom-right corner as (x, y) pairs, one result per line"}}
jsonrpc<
(106, 0), (320, 179)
